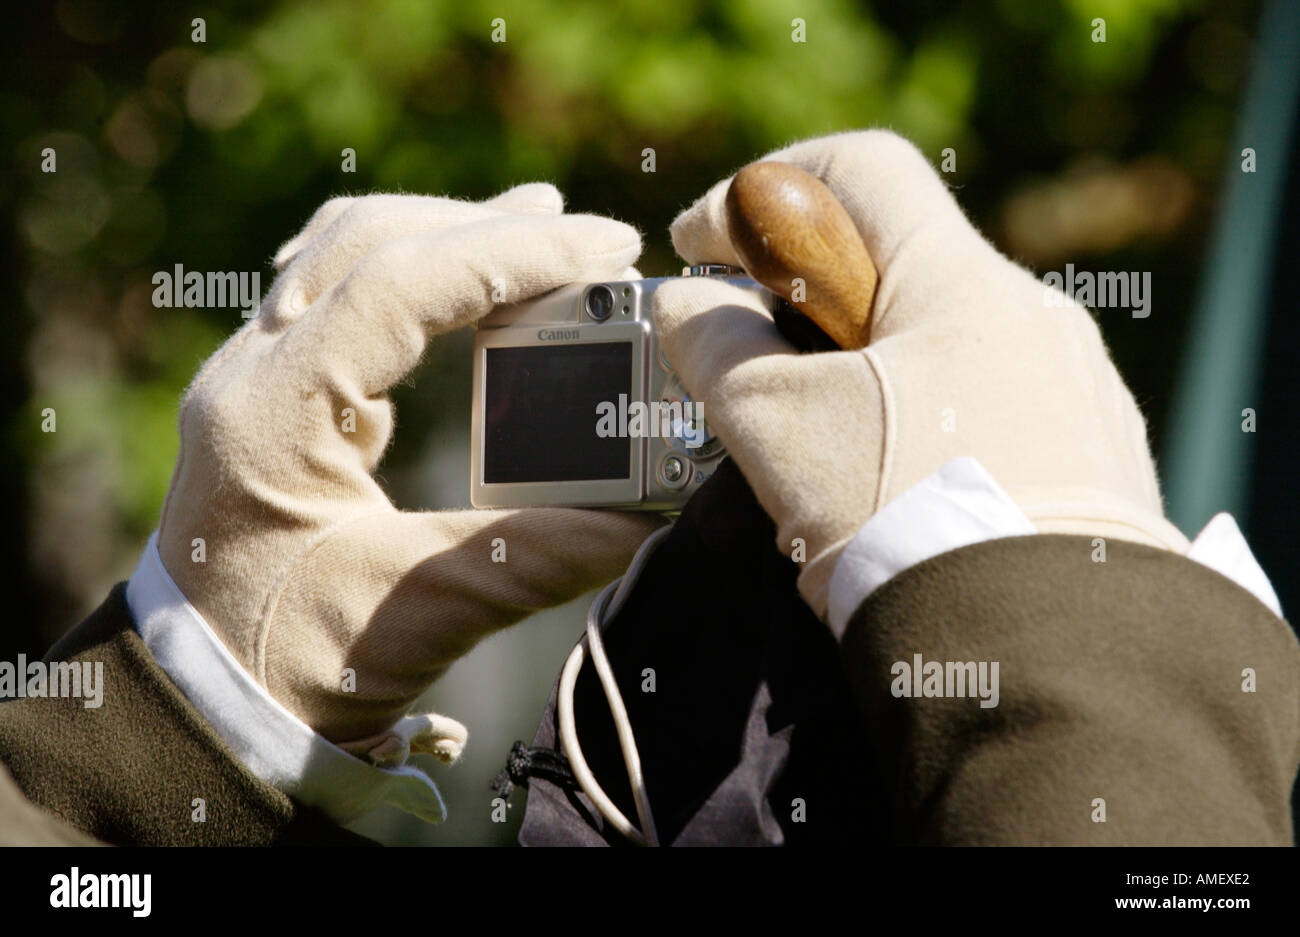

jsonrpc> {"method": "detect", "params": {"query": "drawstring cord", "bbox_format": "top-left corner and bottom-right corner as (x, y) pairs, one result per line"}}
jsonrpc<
(491, 741), (577, 800)
(496, 525), (670, 846)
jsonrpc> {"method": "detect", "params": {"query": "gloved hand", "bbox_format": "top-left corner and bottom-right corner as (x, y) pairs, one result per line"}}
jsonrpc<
(654, 130), (1188, 619)
(157, 184), (662, 756)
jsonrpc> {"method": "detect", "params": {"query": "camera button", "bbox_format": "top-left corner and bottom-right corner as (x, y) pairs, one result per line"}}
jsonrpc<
(658, 453), (691, 490)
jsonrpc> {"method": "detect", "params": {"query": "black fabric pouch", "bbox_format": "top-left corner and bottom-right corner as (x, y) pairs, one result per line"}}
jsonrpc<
(509, 459), (881, 846)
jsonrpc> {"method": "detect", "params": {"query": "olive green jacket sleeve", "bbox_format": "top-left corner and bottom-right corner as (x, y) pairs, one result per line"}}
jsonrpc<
(839, 534), (1300, 845)
(0, 584), (374, 846)
(0, 763), (99, 846)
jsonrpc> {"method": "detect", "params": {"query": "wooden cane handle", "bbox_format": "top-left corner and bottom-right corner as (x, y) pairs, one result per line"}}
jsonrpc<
(725, 162), (877, 349)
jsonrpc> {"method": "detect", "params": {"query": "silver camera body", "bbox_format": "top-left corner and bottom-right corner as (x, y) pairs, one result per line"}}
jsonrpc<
(470, 265), (769, 511)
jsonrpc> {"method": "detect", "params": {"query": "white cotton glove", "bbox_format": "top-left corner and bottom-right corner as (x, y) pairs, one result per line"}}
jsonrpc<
(157, 184), (663, 751)
(654, 130), (1189, 619)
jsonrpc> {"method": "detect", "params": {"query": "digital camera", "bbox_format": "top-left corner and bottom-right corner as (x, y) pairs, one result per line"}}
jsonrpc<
(470, 265), (770, 511)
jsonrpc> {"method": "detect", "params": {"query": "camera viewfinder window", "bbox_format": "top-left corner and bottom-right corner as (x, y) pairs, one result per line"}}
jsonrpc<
(484, 343), (633, 483)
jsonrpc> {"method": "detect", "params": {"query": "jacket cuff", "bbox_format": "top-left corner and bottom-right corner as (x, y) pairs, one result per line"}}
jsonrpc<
(838, 533), (1300, 844)
(126, 532), (447, 826)
(827, 457), (1282, 640)
(827, 457), (1035, 638)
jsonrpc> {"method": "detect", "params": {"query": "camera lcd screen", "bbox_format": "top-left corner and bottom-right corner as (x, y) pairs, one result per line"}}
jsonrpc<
(483, 343), (633, 484)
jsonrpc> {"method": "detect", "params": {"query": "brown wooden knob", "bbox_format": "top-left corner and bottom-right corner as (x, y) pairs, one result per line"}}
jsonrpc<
(725, 161), (877, 350)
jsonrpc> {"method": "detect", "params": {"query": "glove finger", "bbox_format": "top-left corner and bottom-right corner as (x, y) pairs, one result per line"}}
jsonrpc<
(652, 276), (796, 405)
(274, 196), (356, 271)
(482, 182), (564, 215)
(653, 275), (885, 557)
(275, 212), (642, 398)
(670, 130), (965, 267)
(667, 175), (744, 269)
(670, 130), (1004, 337)
(275, 183), (560, 276)
(265, 194), (547, 331)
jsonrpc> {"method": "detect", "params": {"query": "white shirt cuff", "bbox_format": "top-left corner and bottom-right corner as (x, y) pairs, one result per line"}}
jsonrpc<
(1185, 512), (1283, 618)
(125, 532), (448, 827)
(827, 457), (1283, 638)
